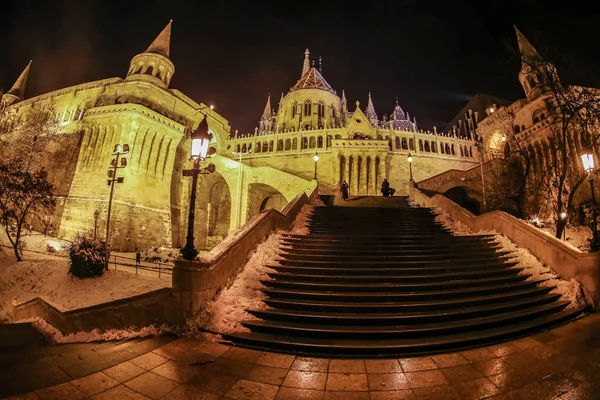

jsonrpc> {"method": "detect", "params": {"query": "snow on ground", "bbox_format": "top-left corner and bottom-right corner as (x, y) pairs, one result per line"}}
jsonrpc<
(540, 224), (591, 252)
(418, 199), (590, 311)
(187, 233), (281, 335)
(0, 257), (170, 323)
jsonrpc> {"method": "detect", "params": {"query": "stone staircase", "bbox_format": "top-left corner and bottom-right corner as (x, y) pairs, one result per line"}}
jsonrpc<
(224, 196), (582, 358)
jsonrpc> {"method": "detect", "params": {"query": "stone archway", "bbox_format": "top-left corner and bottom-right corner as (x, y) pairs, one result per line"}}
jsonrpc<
(245, 183), (287, 223)
(195, 172), (231, 250)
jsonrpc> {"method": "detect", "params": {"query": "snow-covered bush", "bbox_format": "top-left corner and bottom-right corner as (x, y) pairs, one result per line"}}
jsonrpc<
(68, 232), (107, 278)
(142, 246), (176, 263)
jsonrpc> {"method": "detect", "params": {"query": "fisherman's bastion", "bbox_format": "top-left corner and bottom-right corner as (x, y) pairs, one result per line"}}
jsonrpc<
(0, 21), (585, 252)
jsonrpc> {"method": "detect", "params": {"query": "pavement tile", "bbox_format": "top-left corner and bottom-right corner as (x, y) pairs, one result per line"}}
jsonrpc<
(225, 379), (279, 400)
(124, 371), (179, 400)
(150, 360), (198, 384)
(291, 357), (330, 373)
(412, 385), (462, 400)
(367, 373), (410, 391)
(282, 370), (327, 390)
(71, 371), (119, 396)
(405, 370), (449, 389)
(369, 389), (416, 399)
(326, 373), (368, 391)
(512, 337), (542, 350)
(323, 391), (370, 400)
(430, 353), (470, 368)
(161, 384), (222, 399)
(328, 360), (365, 373)
(274, 386), (324, 400)
(91, 384), (151, 399)
(35, 382), (87, 400)
(222, 347), (263, 363)
(486, 343), (521, 358)
(244, 364), (289, 386)
(452, 377), (501, 399)
(103, 361), (146, 383)
(255, 352), (295, 369)
(440, 364), (485, 384)
(364, 359), (402, 373)
(460, 347), (498, 362)
(501, 351), (540, 370)
(186, 370), (239, 396)
(400, 357), (437, 372)
(472, 358), (511, 376)
(5, 393), (40, 400)
(198, 357), (253, 378)
(130, 352), (169, 370)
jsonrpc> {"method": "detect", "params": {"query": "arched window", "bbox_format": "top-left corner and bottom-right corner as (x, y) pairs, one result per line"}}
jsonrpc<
(419, 140), (424, 151)
(317, 136), (323, 148)
(292, 138), (298, 150)
(431, 142), (436, 153)
(327, 135), (332, 147)
(318, 102), (325, 117)
(269, 141), (274, 152)
(514, 125), (521, 134)
(292, 102), (297, 118)
(242, 144), (247, 153)
(424, 141), (430, 152)
(285, 139), (291, 150)
(469, 147), (473, 157)
(440, 143), (445, 154)
(304, 100), (312, 116)
(145, 66), (154, 76)
(236, 144), (240, 153)
(533, 116), (539, 123)
(304, 124), (310, 130)
(277, 139), (283, 151)
(521, 125), (525, 132)
(541, 113), (546, 119)
(256, 142), (261, 153)
(248, 144), (252, 152)
(460, 145), (464, 156)
(302, 137), (308, 149)
(335, 134), (342, 139)
(262, 142), (269, 152)
(395, 137), (401, 149)
(309, 136), (316, 148)
(402, 138), (408, 150)
(445, 143), (450, 154)
(409, 138), (415, 150)
(451, 144), (455, 155)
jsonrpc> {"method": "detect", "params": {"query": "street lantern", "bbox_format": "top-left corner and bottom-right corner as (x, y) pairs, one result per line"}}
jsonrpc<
(313, 152), (319, 180)
(407, 152), (413, 181)
(580, 149), (599, 252)
(105, 143), (130, 270)
(191, 118), (213, 161)
(180, 117), (216, 261)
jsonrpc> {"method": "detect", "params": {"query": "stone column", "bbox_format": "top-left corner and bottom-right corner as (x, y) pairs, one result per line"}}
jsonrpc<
(370, 157), (376, 196)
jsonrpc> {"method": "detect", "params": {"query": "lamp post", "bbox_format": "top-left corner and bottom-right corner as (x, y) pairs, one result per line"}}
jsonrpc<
(581, 151), (599, 252)
(180, 118), (217, 261)
(105, 143), (130, 270)
(407, 152), (413, 181)
(232, 148), (252, 230)
(313, 152), (319, 180)
(560, 211), (567, 241)
(94, 210), (99, 240)
(475, 137), (487, 212)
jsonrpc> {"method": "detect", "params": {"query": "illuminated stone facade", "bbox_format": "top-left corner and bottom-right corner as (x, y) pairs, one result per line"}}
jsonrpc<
(230, 49), (480, 196)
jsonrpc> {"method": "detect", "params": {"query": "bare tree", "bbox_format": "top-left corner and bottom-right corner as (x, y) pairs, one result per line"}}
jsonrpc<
(0, 159), (56, 261)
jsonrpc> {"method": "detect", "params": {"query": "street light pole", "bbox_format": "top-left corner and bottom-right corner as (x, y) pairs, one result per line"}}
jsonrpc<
(475, 138), (487, 212)
(180, 118), (216, 261)
(581, 150), (599, 252)
(313, 152), (319, 180)
(105, 143), (130, 270)
(94, 210), (99, 240)
(233, 149), (252, 229)
(407, 153), (413, 181)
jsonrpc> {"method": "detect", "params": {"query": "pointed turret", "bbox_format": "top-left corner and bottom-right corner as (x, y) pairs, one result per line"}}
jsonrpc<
(514, 26), (556, 100)
(146, 20), (172, 58)
(126, 20), (175, 88)
(259, 94), (273, 133)
(302, 49), (310, 76)
(365, 92), (378, 127)
(2, 60), (32, 108)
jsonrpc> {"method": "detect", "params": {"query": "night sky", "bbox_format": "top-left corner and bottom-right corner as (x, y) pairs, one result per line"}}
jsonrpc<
(1, 0), (600, 133)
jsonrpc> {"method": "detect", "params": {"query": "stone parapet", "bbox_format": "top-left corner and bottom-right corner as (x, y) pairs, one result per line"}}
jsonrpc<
(171, 185), (318, 318)
(409, 185), (600, 307)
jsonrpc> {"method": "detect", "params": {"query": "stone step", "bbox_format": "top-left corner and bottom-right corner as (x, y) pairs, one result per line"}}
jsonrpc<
(275, 255), (516, 268)
(276, 250), (514, 262)
(278, 244), (504, 256)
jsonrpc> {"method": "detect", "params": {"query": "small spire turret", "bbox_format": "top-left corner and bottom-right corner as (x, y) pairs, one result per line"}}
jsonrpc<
(1, 60), (32, 108)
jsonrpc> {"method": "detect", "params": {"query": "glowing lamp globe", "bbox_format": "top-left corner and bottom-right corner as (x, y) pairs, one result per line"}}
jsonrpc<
(191, 118), (213, 160)
(581, 152), (595, 173)
(314, 153), (319, 162)
(407, 153), (413, 163)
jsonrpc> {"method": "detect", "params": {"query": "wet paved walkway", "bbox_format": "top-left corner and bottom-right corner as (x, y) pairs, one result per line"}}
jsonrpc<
(2, 312), (600, 399)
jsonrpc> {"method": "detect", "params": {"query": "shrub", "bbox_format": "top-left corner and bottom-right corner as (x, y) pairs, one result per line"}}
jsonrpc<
(68, 232), (107, 278)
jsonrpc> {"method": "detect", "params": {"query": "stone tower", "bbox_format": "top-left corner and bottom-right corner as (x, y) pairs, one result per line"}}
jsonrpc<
(1, 60), (32, 108)
(515, 26), (557, 100)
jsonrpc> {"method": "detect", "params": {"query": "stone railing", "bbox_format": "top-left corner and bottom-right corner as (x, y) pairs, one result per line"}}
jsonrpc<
(12, 288), (175, 334)
(409, 185), (600, 307)
(171, 184), (319, 320)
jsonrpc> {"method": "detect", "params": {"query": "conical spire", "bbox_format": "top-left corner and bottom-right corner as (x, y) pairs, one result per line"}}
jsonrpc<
(6, 60), (32, 100)
(146, 20), (172, 58)
(341, 90), (347, 108)
(302, 49), (310, 76)
(366, 92), (377, 118)
(514, 26), (543, 62)
(261, 94), (272, 119)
